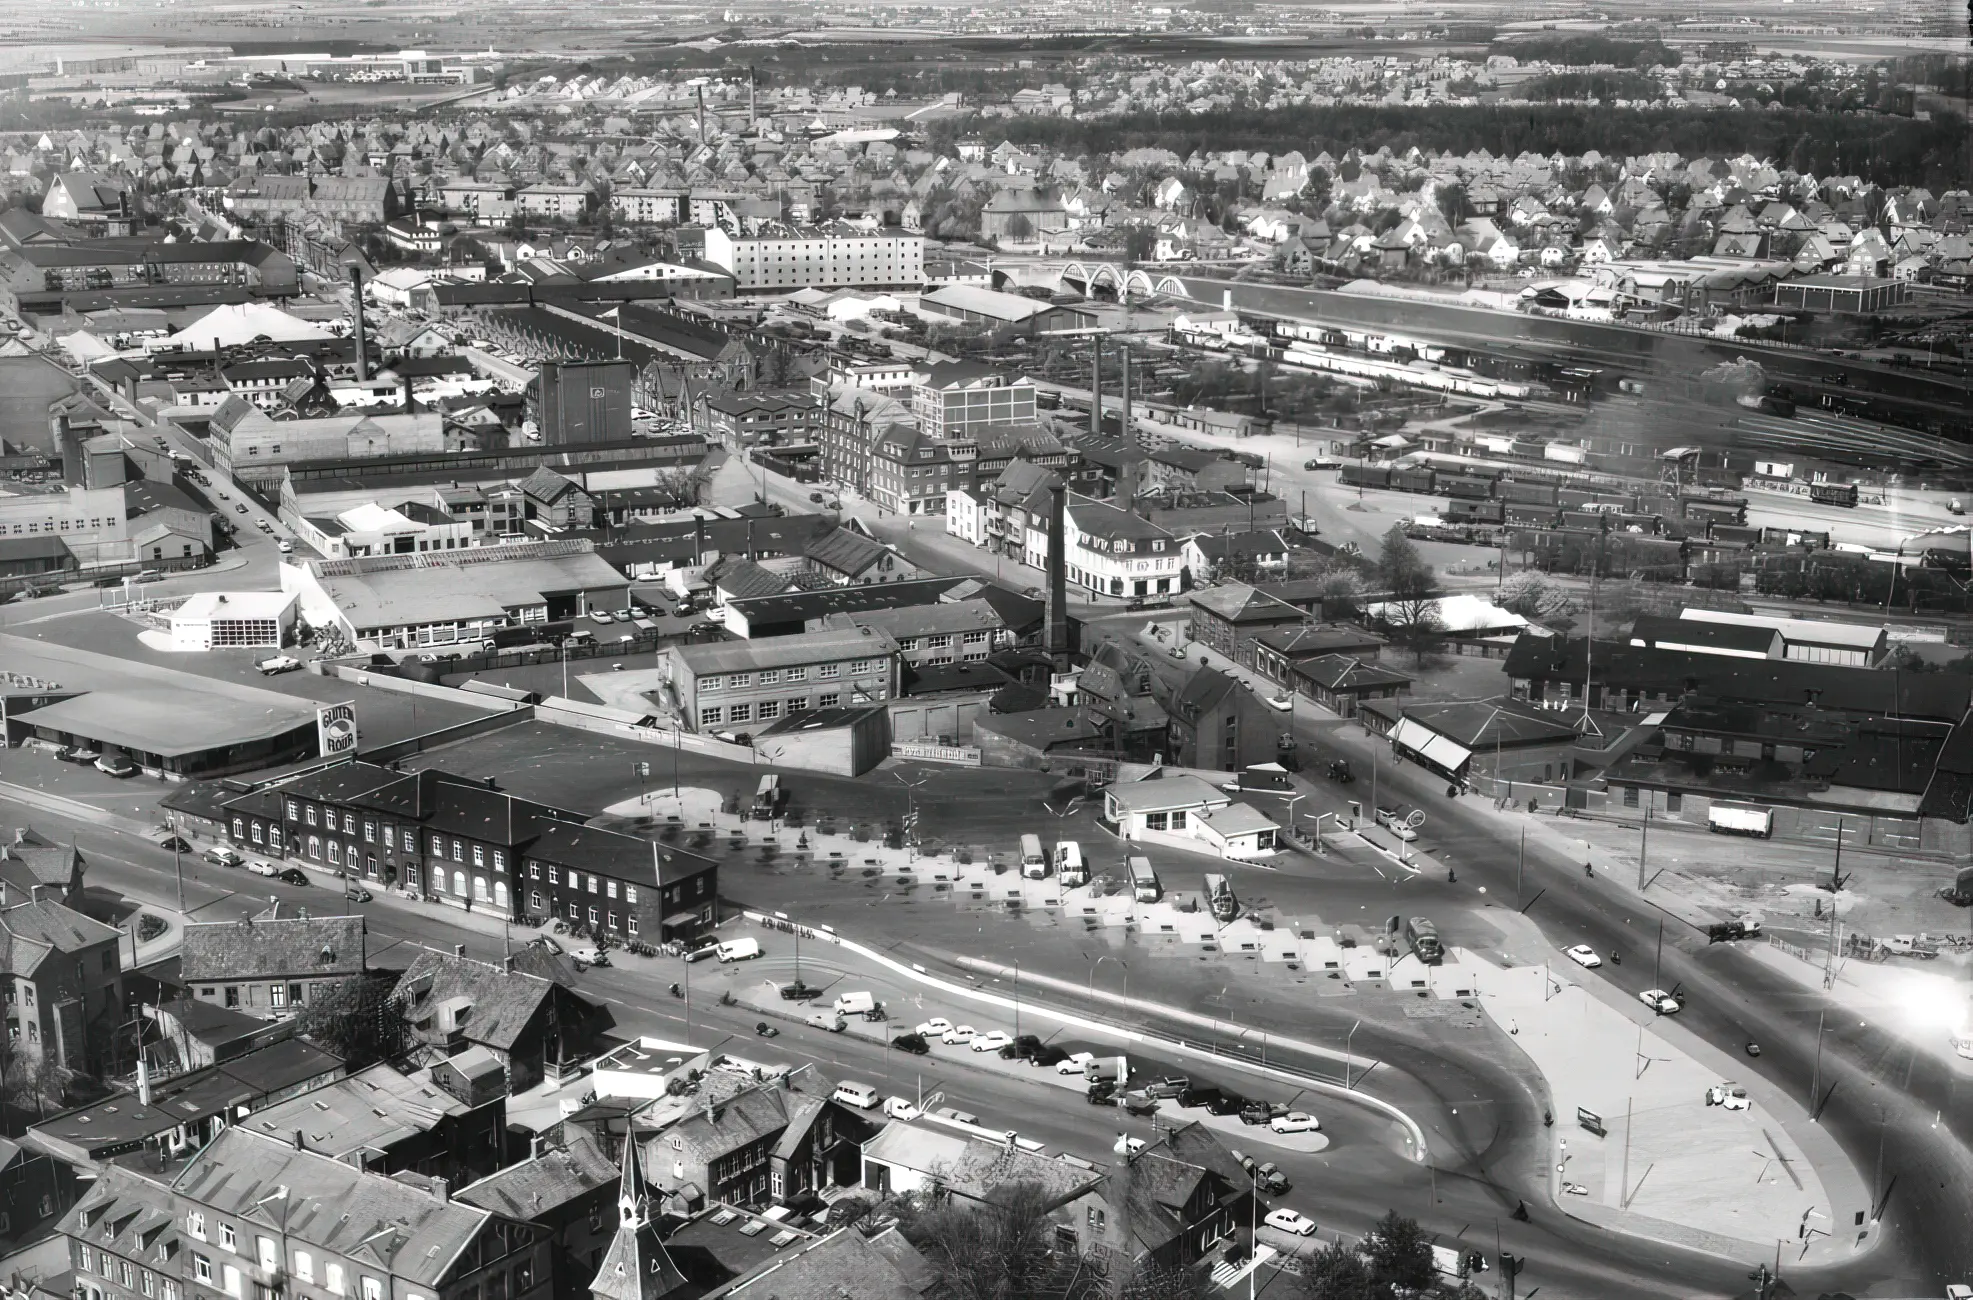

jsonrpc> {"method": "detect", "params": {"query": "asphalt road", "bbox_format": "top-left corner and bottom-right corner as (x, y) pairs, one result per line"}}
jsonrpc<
(1282, 709), (1965, 1293)
(1, 790), (1747, 1300)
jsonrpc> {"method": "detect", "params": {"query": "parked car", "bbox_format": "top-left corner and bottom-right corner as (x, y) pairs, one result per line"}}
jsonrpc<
(891, 1032), (930, 1056)
(1058, 1051), (1097, 1076)
(203, 848), (244, 868)
(1565, 944), (1602, 969)
(1705, 1083), (1751, 1111)
(1240, 1101), (1288, 1126)
(95, 754), (139, 778)
(972, 1030), (1014, 1054)
(247, 860), (278, 877)
(570, 947), (610, 967)
(779, 980), (822, 1001)
(915, 1017), (952, 1038)
(1640, 988), (1682, 1015)
(56, 745), (102, 764)
(1141, 1076), (1190, 1100)
(941, 1024), (978, 1046)
(884, 1096), (921, 1120)
(277, 868), (310, 886)
(1270, 1111), (1321, 1134)
(1086, 1081), (1118, 1106)
(344, 887), (374, 902)
(1121, 1090), (1160, 1116)
(1264, 1209), (1317, 1237)
(256, 655), (302, 676)
(156, 836), (192, 853)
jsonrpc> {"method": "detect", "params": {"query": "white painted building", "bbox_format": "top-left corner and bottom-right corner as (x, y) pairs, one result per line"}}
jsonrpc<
(1022, 494), (1182, 601)
(704, 224), (924, 291)
(167, 590), (297, 651)
(1099, 774), (1279, 860)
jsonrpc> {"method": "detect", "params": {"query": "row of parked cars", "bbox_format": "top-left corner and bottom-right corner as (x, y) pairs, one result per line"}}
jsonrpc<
(55, 745), (139, 777)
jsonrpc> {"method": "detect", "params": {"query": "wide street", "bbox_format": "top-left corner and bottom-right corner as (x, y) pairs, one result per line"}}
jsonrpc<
(0, 779), (1776, 1300)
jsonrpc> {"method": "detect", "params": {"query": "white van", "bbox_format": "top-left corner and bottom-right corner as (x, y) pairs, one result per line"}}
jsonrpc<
(1020, 833), (1047, 879)
(715, 938), (761, 963)
(806, 1009), (846, 1032)
(1053, 841), (1085, 885)
(833, 991), (876, 1016)
(832, 1081), (879, 1109)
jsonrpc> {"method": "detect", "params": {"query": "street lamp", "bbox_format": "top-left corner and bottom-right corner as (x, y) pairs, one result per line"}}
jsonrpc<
(1082, 952), (1128, 998)
(1344, 1018), (1360, 1089)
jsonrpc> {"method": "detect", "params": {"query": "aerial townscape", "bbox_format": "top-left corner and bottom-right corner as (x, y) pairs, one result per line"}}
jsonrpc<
(0, 0), (1969, 1298)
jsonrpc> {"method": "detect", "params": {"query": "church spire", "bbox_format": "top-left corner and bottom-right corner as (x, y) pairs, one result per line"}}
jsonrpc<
(617, 1131), (647, 1230)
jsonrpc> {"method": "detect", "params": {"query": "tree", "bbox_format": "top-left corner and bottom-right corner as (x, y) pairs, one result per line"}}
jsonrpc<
(297, 974), (409, 1070)
(1375, 525), (1443, 663)
(1295, 1238), (1379, 1300)
(1362, 1210), (1438, 1292)
(1110, 1258), (1213, 1300)
(903, 1181), (1059, 1300)
(1497, 570), (1575, 623)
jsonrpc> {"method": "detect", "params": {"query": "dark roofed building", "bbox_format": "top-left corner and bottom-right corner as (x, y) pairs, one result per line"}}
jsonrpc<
(180, 914), (366, 1020)
(1289, 654), (1411, 718)
(394, 946), (612, 1093)
(1186, 582), (1309, 670)
(1252, 623), (1386, 686)
(1361, 697), (1586, 785)
(458, 1130), (619, 1300)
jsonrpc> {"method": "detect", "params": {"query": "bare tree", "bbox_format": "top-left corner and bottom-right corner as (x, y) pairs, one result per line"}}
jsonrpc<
(1375, 524), (1443, 664)
(905, 1181), (1060, 1300)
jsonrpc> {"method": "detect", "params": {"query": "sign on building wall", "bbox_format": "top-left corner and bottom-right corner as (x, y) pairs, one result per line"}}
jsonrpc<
(317, 701), (358, 757)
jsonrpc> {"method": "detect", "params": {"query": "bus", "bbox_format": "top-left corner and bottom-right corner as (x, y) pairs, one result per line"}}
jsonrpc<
(1020, 834), (1048, 879)
(1809, 481), (1860, 507)
(1128, 856), (1161, 903)
(751, 775), (783, 820)
(1053, 841), (1086, 885)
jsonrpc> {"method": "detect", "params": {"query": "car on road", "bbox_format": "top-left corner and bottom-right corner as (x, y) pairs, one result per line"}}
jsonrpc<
(277, 539), (294, 554)
(890, 1032), (930, 1056)
(570, 947), (610, 967)
(1705, 1083), (1750, 1111)
(884, 1096), (921, 1120)
(1141, 1076), (1190, 1100)
(1374, 804), (1401, 828)
(256, 655), (302, 675)
(831, 1082), (879, 1109)
(277, 868), (309, 886)
(915, 1017), (952, 1038)
(156, 836), (192, 853)
(1058, 1051), (1096, 1076)
(1564, 944), (1602, 968)
(254, 519), (272, 533)
(1270, 1111), (1321, 1134)
(56, 745), (102, 765)
(941, 1024), (978, 1046)
(972, 1030), (1014, 1053)
(1302, 457), (1342, 470)
(95, 754), (140, 778)
(809, 492), (824, 503)
(203, 848), (244, 868)
(344, 887), (374, 903)
(931, 1106), (979, 1125)
(1388, 822), (1418, 843)
(234, 503), (248, 514)
(132, 570), (163, 584)
(779, 981), (822, 1001)
(1640, 988), (1682, 1015)
(1265, 694), (1293, 712)
(247, 860), (277, 877)
(683, 943), (719, 962)
(1264, 1209), (1317, 1237)
(1086, 1081), (1118, 1106)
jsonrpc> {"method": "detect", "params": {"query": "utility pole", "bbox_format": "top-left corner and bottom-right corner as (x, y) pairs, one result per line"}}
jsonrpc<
(1516, 826), (1525, 904)
(1637, 802), (1649, 891)
(1809, 1009), (1826, 1119)
(1824, 815), (1846, 990)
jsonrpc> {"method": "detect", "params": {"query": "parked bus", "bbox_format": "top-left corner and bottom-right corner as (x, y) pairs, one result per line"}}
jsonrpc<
(751, 775), (783, 820)
(1020, 833), (1048, 879)
(1054, 841), (1086, 885)
(1128, 856), (1161, 903)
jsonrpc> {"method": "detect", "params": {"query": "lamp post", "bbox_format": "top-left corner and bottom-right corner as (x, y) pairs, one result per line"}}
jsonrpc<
(1344, 1018), (1360, 1089)
(170, 810), (185, 913)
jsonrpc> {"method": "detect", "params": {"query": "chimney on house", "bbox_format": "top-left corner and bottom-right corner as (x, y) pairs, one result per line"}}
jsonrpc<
(504, 954), (517, 973)
(28, 883), (45, 903)
(431, 1177), (449, 1203)
(293, 1129), (305, 1151)
(137, 1058), (152, 1106)
(1044, 481), (1069, 666)
(349, 263), (370, 384)
(454, 943), (465, 956)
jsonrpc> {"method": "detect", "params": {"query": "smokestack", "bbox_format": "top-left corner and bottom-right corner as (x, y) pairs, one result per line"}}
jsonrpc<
(1119, 346), (1131, 450)
(696, 83), (706, 146)
(1089, 338), (1102, 439)
(402, 373), (415, 415)
(349, 264), (369, 384)
(748, 67), (757, 127)
(1045, 482), (1068, 664)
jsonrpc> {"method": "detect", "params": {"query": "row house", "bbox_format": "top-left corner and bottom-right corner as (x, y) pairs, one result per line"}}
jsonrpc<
(67, 1128), (552, 1300)
(819, 384), (913, 499)
(220, 763), (717, 943)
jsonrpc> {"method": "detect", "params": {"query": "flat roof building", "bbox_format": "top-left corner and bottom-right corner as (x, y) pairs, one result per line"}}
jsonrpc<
(704, 224), (924, 292)
(167, 590), (298, 651)
(659, 625), (898, 733)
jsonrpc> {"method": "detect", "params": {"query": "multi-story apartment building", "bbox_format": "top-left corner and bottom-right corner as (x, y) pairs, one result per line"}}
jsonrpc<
(947, 461), (1058, 559)
(661, 628), (899, 733)
(1, 897), (123, 1073)
(1023, 493), (1182, 601)
(910, 362), (1036, 440)
(703, 224), (924, 291)
(686, 389), (816, 449)
(66, 1127), (552, 1300)
(220, 763), (717, 943)
(609, 188), (686, 225)
(867, 425), (966, 517)
(1, 240), (298, 300)
(516, 184), (594, 220)
(819, 385), (912, 496)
